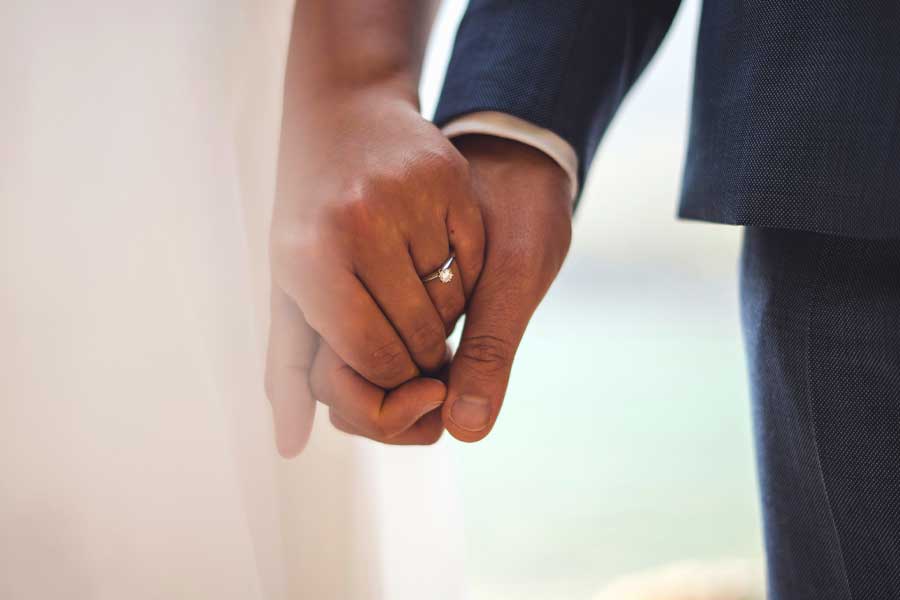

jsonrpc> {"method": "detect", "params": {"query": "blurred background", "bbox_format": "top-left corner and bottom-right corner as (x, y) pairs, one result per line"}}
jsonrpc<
(424, 1), (764, 598)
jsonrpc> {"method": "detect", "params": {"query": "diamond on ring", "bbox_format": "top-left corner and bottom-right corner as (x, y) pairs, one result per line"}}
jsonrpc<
(421, 252), (456, 285)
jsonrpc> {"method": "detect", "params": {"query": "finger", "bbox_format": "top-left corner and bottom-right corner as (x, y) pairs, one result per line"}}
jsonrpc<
(309, 343), (446, 439)
(446, 187), (485, 300)
(265, 286), (318, 458)
(407, 208), (468, 334)
(329, 405), (444, 445)
(443, 134), (571, 443)
(410, 162), (483, 332)
(442, 253), (545, 443)
(420, 253), (467, 336)
(354, 238), (449, 374)
(292, 263), (419, 389)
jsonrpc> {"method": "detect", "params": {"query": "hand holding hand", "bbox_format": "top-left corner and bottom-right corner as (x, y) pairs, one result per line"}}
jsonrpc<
(441, 135), (573, 442)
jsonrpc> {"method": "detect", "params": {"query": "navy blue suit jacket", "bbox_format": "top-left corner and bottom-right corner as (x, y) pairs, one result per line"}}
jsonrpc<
(434, 1), (900, 239)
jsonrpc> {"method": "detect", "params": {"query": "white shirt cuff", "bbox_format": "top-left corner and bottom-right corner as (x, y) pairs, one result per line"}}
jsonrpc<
(441, 111), (579, 200)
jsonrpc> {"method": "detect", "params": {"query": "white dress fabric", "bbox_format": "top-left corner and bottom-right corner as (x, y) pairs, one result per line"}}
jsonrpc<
(0, 2), (464, 598)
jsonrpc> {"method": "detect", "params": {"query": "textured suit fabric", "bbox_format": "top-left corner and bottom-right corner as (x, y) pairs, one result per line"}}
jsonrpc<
(436, 0), (682, 189)
(741, 227), (900, 600)
(435, 1), (900, 239)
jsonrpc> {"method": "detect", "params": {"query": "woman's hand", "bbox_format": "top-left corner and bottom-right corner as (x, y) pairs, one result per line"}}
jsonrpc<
(266, 88), (484, 455)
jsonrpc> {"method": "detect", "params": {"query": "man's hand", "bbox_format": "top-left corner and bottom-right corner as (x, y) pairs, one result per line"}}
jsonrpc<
(442, 135), (573, 442)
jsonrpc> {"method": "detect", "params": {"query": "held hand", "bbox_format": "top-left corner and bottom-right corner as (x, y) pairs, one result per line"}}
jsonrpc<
(266, 89), (484, 455)
(442, 135), (573, 442)
(266, 288), (446, 455)
(311, 342), (447, 445)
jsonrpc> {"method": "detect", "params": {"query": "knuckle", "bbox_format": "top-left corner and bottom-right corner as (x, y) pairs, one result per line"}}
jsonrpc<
(360, 402), (393, 440)
(423, 147), (470, 182)
(366, 339), (415, 387)
(270, 226), (318, 274)
(369, 416), (390, 439)
(331, 408), (385, 442)
(326, 188), (377, 234)
(405, 321), (445, 362)
(325, 181), (406, 245)
(457, 334), (512, 376)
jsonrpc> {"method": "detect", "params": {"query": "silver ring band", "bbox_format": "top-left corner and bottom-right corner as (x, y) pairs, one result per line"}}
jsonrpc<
(421, 253), (455, 284)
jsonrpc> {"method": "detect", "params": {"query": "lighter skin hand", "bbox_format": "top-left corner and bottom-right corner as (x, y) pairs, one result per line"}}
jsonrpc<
(264, 0), (476, 456)
(267, 92), (486, 454)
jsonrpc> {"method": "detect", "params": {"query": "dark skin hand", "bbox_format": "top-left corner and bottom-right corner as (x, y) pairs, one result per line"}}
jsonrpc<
(439, 135), (572, 442)
(320, 135), (573, 444)
(268, 131), (572, 453)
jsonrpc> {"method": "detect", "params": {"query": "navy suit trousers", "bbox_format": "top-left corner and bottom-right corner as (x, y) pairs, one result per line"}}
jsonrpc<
(740, 227), (900, 599)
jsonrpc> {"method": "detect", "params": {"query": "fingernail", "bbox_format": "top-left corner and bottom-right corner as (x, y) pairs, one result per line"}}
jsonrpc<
(449, 395), (492, 431)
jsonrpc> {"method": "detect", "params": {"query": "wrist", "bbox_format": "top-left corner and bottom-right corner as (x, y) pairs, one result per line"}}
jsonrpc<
(285, 2), (435, 116)
(282, 72), (420, 135)
(453, 135), (574, 213)
(292, 69), (418, 107)
(454, 134), (573, 275)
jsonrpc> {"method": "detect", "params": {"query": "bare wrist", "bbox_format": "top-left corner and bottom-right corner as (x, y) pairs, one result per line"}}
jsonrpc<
(282, 73), (420, 140)
(287, 68), (418, 108)
(453, 135), (574, 209)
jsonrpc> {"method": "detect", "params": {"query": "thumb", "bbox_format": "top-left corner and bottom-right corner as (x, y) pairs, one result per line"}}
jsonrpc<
(442, 135), (573, 442)
(442, 255), (542, 442)
(265, 286), (319, 457)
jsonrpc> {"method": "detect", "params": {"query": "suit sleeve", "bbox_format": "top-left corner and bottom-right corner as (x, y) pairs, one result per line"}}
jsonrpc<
(433, 0), (682, 203)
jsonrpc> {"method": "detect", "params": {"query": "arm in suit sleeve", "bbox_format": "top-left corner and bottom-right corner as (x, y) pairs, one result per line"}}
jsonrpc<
(434, 0), (682, 204)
